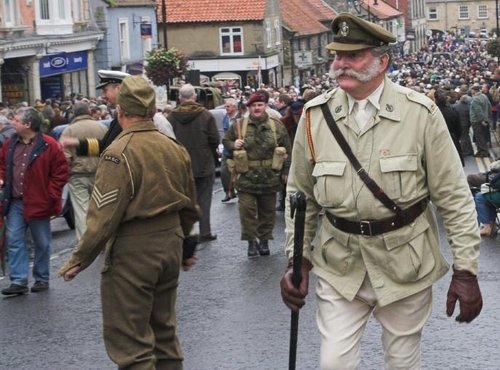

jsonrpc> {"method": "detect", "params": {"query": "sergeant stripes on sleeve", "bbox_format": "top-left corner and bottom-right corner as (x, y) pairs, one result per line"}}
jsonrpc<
(92, 187), (119, 209)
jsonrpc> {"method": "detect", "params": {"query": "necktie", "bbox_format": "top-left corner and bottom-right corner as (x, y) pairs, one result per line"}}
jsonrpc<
(353, 99), (370, 129)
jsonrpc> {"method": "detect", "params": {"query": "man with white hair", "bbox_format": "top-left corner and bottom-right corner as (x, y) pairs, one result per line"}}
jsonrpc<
(168, 84), (220, 242)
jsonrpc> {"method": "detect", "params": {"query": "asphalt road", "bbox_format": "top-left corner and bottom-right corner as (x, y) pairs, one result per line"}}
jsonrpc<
(1, 154), (500, 370)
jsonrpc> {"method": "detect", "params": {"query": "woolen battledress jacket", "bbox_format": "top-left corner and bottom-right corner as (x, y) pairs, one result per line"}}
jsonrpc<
(0, 132), (68, 220)
(167, 102), (220, 178)
(59, 120), (200, 274)
(222, 113), (291, 194)
(285, 77), (481, 307)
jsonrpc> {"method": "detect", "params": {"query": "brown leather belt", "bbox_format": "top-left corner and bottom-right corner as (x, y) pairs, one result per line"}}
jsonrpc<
(325, 199), (429, 236)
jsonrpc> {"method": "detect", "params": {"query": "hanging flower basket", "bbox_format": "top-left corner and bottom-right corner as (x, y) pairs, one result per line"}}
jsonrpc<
(144, 47), (189, 86)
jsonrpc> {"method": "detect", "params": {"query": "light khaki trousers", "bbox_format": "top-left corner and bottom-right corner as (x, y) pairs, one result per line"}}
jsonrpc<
(316, 276), (432, 370)
(68, 175), (95, 241)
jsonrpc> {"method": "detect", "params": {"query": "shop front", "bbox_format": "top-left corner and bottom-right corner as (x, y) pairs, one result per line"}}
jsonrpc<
(1, 59), (30, 105)
(39, 51), (89, 100)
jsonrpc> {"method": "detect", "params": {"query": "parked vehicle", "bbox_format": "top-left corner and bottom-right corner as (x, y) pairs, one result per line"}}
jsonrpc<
(169, 86), (224, 110)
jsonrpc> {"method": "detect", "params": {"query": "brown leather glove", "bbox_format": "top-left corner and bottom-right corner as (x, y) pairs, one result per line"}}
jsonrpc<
(446, 266), (483, 323)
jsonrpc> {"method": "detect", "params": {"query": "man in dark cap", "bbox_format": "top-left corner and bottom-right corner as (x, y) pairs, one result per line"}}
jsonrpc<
(280, 13), (482, 369)
(59, 75), (200, 370)
(222, 92), (291, 257)
(60, 70), (129, 156)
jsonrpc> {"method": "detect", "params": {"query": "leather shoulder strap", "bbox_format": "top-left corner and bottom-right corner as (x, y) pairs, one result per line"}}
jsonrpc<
(320, 103), (402, 214)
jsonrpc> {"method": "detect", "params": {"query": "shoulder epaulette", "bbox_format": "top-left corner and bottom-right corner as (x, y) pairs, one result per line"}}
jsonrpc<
(304, 88), (337, 110)
(405, 90), (436, 113)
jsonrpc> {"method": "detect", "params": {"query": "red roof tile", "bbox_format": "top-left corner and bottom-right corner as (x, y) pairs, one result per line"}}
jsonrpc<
(280, 0), (336, 36)
(158, 0), (266, 23)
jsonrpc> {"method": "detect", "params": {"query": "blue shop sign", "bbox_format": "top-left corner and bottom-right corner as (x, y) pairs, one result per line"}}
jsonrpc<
(39, 51), (88, 77)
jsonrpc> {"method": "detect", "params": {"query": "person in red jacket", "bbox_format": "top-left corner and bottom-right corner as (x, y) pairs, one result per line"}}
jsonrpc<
(0, 107), (68, 296)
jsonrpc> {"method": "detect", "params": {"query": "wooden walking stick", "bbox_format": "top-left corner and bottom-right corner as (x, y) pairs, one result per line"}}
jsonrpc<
(289, 191), (306, 370)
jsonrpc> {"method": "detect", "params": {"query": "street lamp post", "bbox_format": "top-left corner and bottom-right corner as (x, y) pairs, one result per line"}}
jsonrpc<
(496, 0), (499, 38)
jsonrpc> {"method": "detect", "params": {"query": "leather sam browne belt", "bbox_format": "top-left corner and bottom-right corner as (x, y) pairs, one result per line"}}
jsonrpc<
(325, 199), (429, 236)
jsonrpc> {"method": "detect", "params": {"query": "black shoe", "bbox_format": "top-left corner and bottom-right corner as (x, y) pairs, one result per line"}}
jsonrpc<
(247, 241), (258, 258)
(1, 284), (29, 296)
(221, 195), (231, 203)
(258, 240), (270, 256)
(30, 281), (49, 293)
(199, 233), (217, 243)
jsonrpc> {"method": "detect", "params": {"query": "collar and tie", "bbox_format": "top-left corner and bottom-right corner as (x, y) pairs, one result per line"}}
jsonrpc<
(353, 99), (371, 129)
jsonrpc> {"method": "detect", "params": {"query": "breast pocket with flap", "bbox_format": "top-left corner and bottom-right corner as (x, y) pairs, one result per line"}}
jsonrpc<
(312, 161), (347, 208)
(379, 154), (418, 202)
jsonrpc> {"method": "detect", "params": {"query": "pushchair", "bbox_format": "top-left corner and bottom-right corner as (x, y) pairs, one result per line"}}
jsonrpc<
(471, 171), (500, 237)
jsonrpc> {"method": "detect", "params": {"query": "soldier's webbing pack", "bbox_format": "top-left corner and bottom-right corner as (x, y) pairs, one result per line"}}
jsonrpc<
(231, 118), (286, 173)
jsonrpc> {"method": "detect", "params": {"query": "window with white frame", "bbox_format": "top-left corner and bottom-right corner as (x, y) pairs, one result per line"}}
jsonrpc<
(458, 6), (469, 20)
(3, 0), (20, 26)
(265, 20), (272, 48)
(274, 19), (281, 45)
(220, 27), (243, 55)
(119, 19), (130, 62)
(36, 0), (72, 34)
(72, 0), (87, 22)
(40, 0), (50, 20)
(477, 5), (488, 19)
(428, 7), (438, 20)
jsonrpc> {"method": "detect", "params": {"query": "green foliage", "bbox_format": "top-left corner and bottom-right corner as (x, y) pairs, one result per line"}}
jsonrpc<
(487, 38), (500, 59)
(103, 0), (117, 6)
(144, 48), (189, 86)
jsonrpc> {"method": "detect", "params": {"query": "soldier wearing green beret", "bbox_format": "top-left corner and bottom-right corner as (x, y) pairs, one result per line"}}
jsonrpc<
(280, 13), (482, 369)
(60, 75), (200, 370)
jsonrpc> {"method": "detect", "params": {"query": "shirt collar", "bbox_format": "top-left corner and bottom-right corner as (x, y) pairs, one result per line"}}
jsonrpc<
(347, 80), (385, 114)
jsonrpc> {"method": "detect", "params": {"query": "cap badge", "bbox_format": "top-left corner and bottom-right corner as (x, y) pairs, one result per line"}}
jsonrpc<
(340, 21), (350, 37)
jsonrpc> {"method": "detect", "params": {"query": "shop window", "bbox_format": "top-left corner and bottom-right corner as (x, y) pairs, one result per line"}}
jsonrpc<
(220, 27), (243, 55)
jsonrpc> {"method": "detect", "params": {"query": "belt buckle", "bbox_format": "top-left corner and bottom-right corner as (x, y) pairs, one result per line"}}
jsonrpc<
(360, 220), (373, 236)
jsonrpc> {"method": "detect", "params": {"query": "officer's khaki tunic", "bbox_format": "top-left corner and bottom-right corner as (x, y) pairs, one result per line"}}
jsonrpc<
(60, 120), (199, 370)
(285, 77), (480, 307)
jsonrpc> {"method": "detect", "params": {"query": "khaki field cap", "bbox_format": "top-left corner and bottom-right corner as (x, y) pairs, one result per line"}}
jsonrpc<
(326, 13), (396, 51)
(118, 76), (155, 116)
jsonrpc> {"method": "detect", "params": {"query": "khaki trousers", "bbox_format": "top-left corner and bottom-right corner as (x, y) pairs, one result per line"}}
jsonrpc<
(316, 276), (432, 370)
(68, 175), (95, 241)
(101, 218), (183, 370)
(238, 191), (276, 241)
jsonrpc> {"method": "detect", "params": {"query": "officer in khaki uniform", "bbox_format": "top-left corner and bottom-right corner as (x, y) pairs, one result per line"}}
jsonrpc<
(280, 13), (483, 369)
(222, 92), (291, 257)
(60, 76), (199, 370)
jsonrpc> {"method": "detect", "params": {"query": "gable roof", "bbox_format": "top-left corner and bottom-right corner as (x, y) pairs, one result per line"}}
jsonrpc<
(158, 0), (266, 23)
(280, 0), (336, 37)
